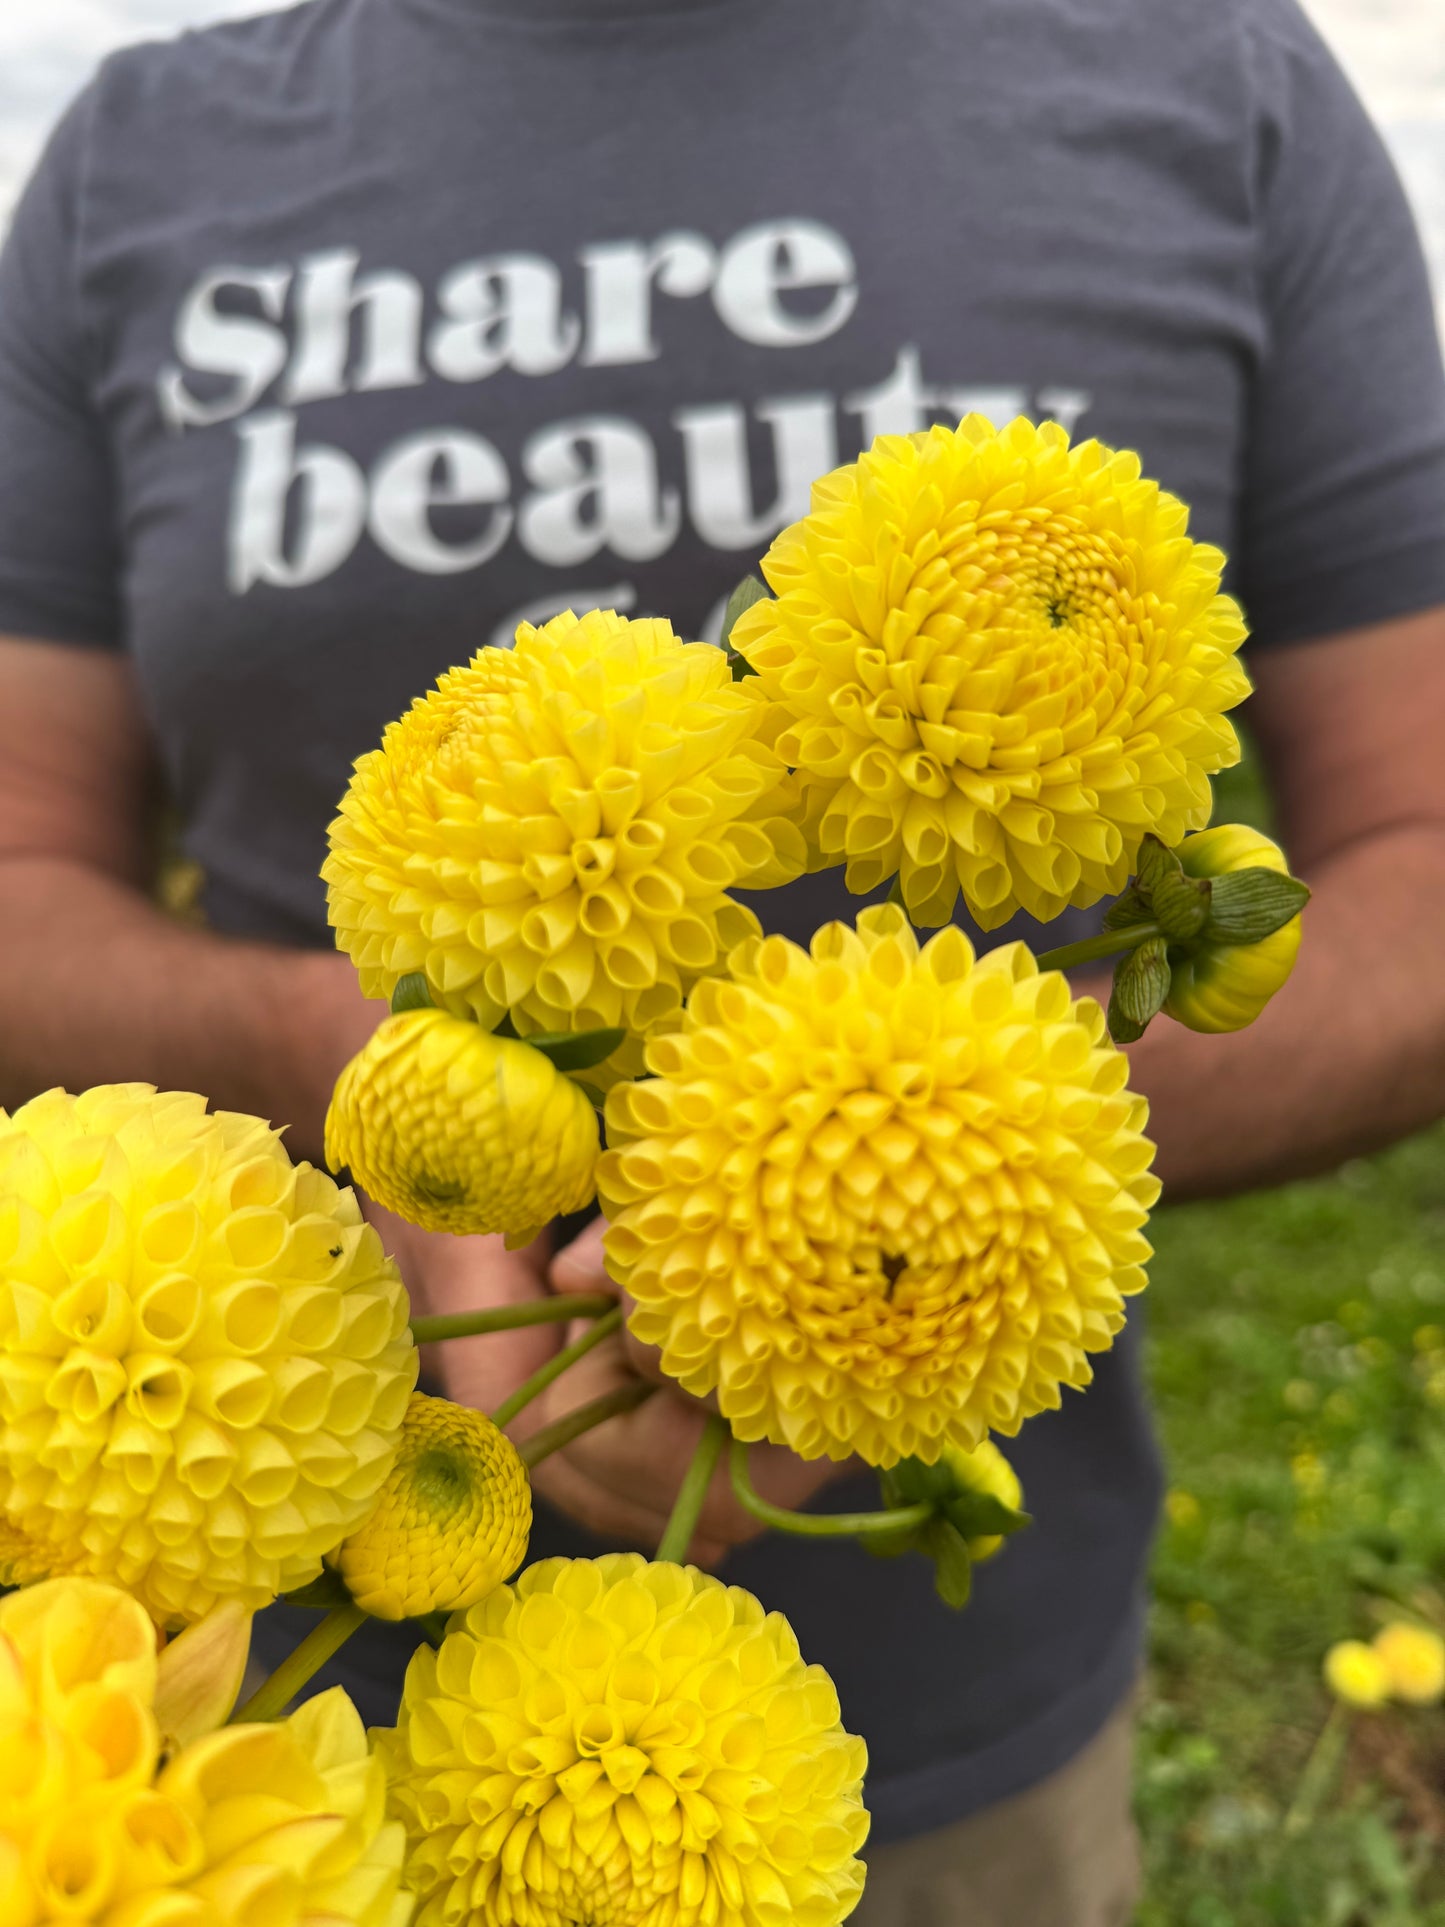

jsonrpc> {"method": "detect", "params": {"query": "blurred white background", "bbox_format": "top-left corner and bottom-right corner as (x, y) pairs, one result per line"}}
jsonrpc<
(0, 0), (1442, 333)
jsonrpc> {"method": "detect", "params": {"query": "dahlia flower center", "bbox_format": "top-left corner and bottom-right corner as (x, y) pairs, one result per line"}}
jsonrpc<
(411, 1446), (471, 1518)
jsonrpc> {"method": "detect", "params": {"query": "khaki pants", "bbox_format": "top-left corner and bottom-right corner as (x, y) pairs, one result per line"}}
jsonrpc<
(855, 1697), (1141, 1927)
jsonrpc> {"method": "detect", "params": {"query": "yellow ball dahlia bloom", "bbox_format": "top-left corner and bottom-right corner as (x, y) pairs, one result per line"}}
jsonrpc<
(377, 1553), (868, 1927)
(324, 610), (805, 1062)
(0, 1085), (418, 1625)
(0, 1575), (412, 1927)
(599, 904), (1159, 1466)
(331, 1392), (531, 1620)
(732, 415), (1250, 930)
(325, 1010), (600, 1240)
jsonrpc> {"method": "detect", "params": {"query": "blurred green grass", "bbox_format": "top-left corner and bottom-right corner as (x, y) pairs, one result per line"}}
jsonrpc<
(1137, 746), (1445, 1921)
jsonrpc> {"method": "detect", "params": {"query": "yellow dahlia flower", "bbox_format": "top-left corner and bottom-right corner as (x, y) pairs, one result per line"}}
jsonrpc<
(0, 1575), (412, 1927)
(0, 1084), (418, 1626)
(599, 904), (1158, 1466)
(331, 1392), (531, 1620)
(1323, 1639), (1391, 1709)
(324, 610), (805, 1066)
(1163, 825), (1304, 1033)
(326, 1010), (600, 1240)
(1372, 1622), (1445, 1706)
(377, 1553), (868, 1927)
(733, 415), (1250, 930)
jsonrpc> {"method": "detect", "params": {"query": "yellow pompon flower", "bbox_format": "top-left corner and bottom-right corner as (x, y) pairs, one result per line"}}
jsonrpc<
(325, 1009), (600, 1240)
(938, 1439), (1023, 1562)
(599, 904), (1159, 1467)
(1372, 1622), (1445, 1706)
(1163, 825), (1304, 1033)
(1323, 1639), (1392, 1709)
(0, 1576), (413, 1927)
(377, 1553), (868, 1927)
(330, 1392), (531, 1620)
(0, 1084), (419, 1626)
(733, 415), (1250, 931)
(324, 610), (806, 1072)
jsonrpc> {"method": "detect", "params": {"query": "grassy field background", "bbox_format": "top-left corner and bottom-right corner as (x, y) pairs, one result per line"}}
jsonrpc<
(1137, 757), (1445, 1921)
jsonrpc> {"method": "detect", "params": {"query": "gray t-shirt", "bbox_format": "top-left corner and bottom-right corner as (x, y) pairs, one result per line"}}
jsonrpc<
(3, 0), (1445, 1842)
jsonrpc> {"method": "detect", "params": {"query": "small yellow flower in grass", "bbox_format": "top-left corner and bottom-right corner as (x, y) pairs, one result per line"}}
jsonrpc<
(1372, 1623), (1445, 1706)
(325, 610), (805, 1069)
(326, 1009), (600, 1240)
(1324, 1639), (1392, 1709)
(377, 1553), (868, 1927)
(599, 903), (1159, 1467)
(733, 414), (1250, 930)
(0, 1084), (418, 1626)
(1163, 825), (1304, 1033)
(331, 1392), (531, 1620)
(0, 1575), (412, 1927)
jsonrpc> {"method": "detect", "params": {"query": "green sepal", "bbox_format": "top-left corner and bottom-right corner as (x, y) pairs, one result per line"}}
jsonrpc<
(281, 1568), (355, 1610)
(1204, 867), (1311, 945)
(1102, 885), (1150, 933)
(720, 574), (770, 652)
(1107, 936), (1171, 1044)
(523, 1027), (628, 1073)
(922, 1520), (974, 1610)
(390, 973), (435, 1015)
(940, 1491), (1032, 1543)
(1149, 867), (1211, 943)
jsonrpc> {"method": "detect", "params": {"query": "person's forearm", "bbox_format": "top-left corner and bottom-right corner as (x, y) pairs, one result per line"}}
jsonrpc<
(0, 854), (378, 1161)
(1107, 824), (1445, 1200)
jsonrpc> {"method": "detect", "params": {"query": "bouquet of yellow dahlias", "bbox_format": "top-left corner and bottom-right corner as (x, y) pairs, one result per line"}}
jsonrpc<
(0, 415), (1313, 1927)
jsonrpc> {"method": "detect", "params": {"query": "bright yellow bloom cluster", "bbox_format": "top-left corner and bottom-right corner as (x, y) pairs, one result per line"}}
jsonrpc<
(1163, 825), (1304, 1033)
(332, 1392), (531, 1620)
(733, 416), (1250, 930)
(0, 1085), (418, 1625)
(599, 904), (1159, 1466)
(0, 1576), (412, 1927)
(378, 1554), (868, 1927)
(326, 1011), (599, 1241)
(325, 610), (804, 1063)
(1325, 1623), (1445, 1709)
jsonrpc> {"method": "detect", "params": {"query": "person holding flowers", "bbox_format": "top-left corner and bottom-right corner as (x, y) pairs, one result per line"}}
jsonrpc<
(2, 0), (1445, 1920)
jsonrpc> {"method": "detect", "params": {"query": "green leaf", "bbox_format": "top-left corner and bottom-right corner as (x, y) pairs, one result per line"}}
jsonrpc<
(924, 1520), (975, 1610)
(282, 1568), (354, 1610)
(942, 1491), (1032, 1542)
(1108, 937), (1171, 1044)
(390, 972), (435, 1014)
(1205, 868), (1311, 945)
(719, 574), (771, 653)
(524, 1027), (628, 1073)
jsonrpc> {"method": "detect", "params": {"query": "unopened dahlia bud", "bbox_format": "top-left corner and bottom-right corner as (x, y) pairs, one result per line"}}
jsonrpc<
(326, 1009), (600, 1240)
(331, 1393), (531, 1620)
(1163, 825), (1305, 1033)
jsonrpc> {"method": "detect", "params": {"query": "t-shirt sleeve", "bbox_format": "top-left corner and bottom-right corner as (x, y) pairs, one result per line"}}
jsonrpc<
(1236, 0), (1445, 648)
(0, 83), (123, 649)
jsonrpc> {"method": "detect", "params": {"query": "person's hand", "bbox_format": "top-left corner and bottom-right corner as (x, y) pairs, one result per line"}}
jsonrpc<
(535, 1216), (855, 1564)
(360, 1198), (559, 1429)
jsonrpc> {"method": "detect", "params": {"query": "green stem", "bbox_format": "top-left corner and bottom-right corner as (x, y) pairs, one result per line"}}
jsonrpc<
(729, 1436), (933, 1538)
(657, 1414), (729, 1564)
(1034, 921), (1162, 974)
(519, 1381), (655, 1469)
(409, 1295), (616, 1345)
(232, 1604), (366, 1723)
(491, 1306), (624, 1429)
(1282, 1701), (1351, 1837)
